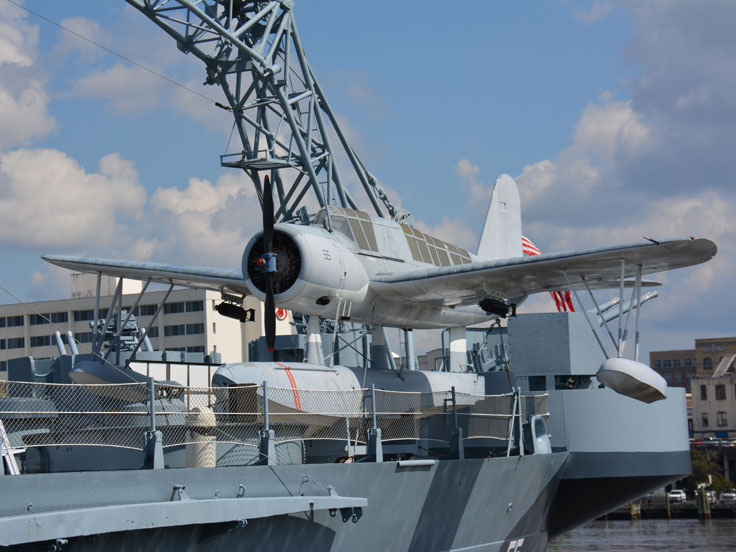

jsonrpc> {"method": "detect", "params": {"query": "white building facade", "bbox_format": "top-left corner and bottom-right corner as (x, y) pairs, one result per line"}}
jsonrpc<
(1, 278), (292, 378)
(691, 374), (736, 439)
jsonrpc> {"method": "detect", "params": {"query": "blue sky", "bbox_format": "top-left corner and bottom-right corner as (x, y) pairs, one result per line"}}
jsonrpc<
(0, 1), (734, 359)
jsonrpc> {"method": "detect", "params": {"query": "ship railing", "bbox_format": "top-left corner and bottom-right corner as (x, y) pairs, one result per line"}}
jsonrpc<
(0, 381), (548, 470)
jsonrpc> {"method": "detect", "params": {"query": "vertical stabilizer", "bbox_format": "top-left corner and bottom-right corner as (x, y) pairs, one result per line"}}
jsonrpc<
(476, 174), (522, 260)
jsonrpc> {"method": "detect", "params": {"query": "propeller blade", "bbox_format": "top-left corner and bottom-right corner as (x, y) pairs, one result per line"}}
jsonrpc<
(265, 276), (276, 353)
(263, 174), (274, 253)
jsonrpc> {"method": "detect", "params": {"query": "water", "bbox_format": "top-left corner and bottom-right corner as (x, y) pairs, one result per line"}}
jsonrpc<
(547, 519), (736, 551)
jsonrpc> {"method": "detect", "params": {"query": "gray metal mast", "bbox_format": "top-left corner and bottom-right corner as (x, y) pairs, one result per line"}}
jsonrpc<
(125, 0), (402, 222)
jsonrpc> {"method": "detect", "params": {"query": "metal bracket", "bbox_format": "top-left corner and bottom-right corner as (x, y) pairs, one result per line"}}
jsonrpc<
(340, 507), (363, 524)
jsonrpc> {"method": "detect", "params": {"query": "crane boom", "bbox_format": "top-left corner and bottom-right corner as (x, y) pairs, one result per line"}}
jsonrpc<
(125, 0), (402, 222)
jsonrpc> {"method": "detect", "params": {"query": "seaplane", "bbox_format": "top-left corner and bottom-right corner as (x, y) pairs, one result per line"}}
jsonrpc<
(43, 0), (715, 405)
(43, 172), (716, 403)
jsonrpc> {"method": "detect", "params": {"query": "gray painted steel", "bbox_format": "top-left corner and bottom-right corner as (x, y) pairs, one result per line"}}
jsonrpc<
(0, 454), (568, 551)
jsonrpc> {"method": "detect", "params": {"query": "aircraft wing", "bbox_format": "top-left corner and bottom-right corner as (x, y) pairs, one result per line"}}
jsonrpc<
(370, 238), (717, 307)
(42, 255), (249, 296)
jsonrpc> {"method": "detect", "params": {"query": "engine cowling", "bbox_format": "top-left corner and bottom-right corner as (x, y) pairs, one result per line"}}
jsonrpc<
(242, 224), (369, 315)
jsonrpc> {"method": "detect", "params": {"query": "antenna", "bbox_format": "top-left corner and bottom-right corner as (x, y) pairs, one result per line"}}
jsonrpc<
(125, 0), (402, 222)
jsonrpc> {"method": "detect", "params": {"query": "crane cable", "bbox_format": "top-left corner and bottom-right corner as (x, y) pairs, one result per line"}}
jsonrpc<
(3, 0), (219, 105)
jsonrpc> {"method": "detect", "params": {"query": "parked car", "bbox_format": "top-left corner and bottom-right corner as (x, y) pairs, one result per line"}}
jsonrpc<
(668, 489), (687, 503)
(720, 489), (736, 504)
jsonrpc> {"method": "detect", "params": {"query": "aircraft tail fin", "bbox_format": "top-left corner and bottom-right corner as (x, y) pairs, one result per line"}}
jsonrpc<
(476, 174), (522, 260)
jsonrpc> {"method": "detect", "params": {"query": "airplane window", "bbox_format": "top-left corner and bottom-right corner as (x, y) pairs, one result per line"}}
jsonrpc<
(348, 217), (370, 250)
(416, 236), (432, 264)
(401, 225), (422, 261)
(408, 237), (422, 261)
(313, 209), (327, 227)
(436, 248), (451, 266)
(359, 220), (378, 251)
(428, 245), (440, 265)
(330, 215), (354, 241)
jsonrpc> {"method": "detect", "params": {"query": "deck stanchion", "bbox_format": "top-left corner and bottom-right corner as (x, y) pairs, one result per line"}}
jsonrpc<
(259, 381), (276, 465)
(367, 385), (383, 462)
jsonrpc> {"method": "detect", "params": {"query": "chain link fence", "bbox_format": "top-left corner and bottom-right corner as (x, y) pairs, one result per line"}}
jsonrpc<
(1, 381), (548, 464)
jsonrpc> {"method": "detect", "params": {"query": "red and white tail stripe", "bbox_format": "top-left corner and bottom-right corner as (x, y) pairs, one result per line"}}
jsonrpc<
(521, 236), (575, 313)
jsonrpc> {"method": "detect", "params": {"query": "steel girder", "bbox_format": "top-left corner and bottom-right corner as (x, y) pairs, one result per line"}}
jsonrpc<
(125, 0), (401, 221)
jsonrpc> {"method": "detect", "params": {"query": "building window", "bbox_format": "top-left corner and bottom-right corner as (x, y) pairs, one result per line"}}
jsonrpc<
(186, 323), (204, 335)
(7, 337), (24, 349)
(663, 359), (671, 369)
(674, 372), (682, 384)
(702, 413), (709, 427)
(673, 359), (681, 368)
(146, 326), (159, 338)
(30, 335), (51, 348)
(685, 358), (693, 368)
(185, 301), (204, 312)
(74, 309), (111, 322)
(139, 305), (156, 316)
(75, 332), (93, 343)
(0, 317), (5, 328)
(718, 412), (728, 427)
(704, 357), (713, 370)
(164, 324), (186, 337)
(716, 384), (726, 400)
(0, 360), (6, 371)
(0, 339), (5, 350)
(30, 314), (49, 325)
(701, 385), (708, 400)
(654, 360), (661, 369)
(50, 312), (68, 323)
(164, 302), (185, 314)
(187, 346), (205, 353)
(6, 315), (24, 327)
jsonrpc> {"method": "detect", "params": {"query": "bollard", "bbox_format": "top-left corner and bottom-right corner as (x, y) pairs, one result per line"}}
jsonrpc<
(185, 406), (216, 468)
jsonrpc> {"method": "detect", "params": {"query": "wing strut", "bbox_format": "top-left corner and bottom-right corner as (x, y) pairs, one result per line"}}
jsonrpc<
(564, 260), (650, 361)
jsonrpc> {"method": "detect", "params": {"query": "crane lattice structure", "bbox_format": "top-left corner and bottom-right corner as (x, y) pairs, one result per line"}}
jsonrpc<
(125, 0), (403, 223)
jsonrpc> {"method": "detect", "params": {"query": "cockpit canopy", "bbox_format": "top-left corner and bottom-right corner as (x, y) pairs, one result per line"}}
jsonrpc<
(313, 206), (472, 267)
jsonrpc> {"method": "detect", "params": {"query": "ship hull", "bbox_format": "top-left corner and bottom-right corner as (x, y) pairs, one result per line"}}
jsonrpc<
(1, 454), (567, 551)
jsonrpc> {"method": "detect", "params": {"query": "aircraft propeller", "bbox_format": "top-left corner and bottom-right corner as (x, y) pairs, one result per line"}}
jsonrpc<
(256, 175), (277, 353)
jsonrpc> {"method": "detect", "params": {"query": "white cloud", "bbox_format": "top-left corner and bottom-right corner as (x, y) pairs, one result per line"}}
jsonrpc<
(0, 84), (56, 149)
(0, 7), (55, 150)
(572, 100), (653, 161)
(0, 20), (35, 67)
(170, 80), (230, 132)
(454, 158), (491, 209)
(27, 265), (71, 301)
(573, 1), (614, 24)
(0, 149), (146, 248)
(149, 171), (261, 266)
(71, 62), (163, 113)
(53, 17), (111, 63)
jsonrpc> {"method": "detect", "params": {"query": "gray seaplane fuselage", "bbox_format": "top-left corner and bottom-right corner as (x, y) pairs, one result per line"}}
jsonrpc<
(245, 206), (509, 329)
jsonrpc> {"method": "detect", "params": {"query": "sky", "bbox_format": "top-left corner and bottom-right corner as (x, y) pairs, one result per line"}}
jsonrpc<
(0, 1), (734, 360)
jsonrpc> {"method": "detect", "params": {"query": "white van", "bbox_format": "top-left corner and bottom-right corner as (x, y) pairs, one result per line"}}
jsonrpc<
(668, 489), (687, 503)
